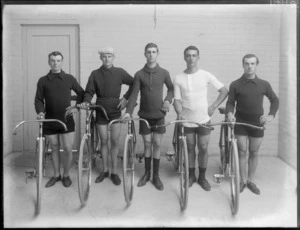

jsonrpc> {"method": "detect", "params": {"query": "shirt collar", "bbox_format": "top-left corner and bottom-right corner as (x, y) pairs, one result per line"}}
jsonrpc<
(47, 70), (65, 81)
(143, 63), (160, 73)
(99, 65), (114, 73)
(241, 74), (259, 85)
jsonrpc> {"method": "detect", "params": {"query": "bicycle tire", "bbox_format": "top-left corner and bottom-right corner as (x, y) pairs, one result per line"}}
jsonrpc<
(219, 124), (227, 174)
(229, 139), (240, 215)
(78, 134), (92, 206)
(36, 137), (44, 215)
(123, 135), (134, 205)
(179, 137), (189, 211)
(90, 115), (98, 168)
(172, 123), (180, 170)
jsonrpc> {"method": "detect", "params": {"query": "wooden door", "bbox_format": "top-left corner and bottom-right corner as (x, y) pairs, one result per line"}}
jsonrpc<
(22, 25), (80, 151)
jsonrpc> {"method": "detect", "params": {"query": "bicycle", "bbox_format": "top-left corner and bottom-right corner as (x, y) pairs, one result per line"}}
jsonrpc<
(13, 119), (67, 215)
(65, 104), (108, 206)
(209, 107), (265, 215)
(108, 117), (150, 206)
(153, 120), (211, 211)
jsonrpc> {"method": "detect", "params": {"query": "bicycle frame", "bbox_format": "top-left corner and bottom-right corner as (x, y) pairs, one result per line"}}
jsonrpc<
(154, 120), (211, 211)
(13, 119), (67, 215)
(108, 117), (150, 206)
(208, 120), (265, 215)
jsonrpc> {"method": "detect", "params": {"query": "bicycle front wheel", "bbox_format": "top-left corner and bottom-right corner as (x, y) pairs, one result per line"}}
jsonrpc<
(123, 135), (134, 205)
(229, 139), (240, 215)
(78, 134), (92, 206)
(179, 137), (189, 211)
(36, 137), (44, 215)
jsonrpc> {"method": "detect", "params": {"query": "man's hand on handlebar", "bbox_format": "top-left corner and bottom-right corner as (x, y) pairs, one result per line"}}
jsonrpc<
(78, 101), (90, 110)
(226, 112), (236, 127)
(37, 112), (45, 120)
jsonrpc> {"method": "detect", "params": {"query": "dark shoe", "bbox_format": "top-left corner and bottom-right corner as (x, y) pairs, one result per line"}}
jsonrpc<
(247, 181), (260, 195)
(197, 178), (211, 191)
(152, 175), (164, 190)
(240, 181), (247, 193)
(189, 174), (197, 187)
(45, 175), (61, 188)
(111, 173), (121, 185)
(95, 171), (109, 183)
(62, 176), (72, 187)
(137, 170), (151, 187)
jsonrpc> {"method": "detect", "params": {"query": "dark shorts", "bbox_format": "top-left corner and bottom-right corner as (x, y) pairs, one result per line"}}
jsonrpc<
(234, 124), (264, 138)
(184, 120), (211, 136)
(96, 110), (121, 125)
(43, 117), (74, 135)
(139, 117), (166, 135)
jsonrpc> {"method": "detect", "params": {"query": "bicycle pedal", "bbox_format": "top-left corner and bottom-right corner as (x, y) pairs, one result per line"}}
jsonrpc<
(213, 174), (224, 184)
(25, 169), (36, 183)
(166, 151), (175, 161)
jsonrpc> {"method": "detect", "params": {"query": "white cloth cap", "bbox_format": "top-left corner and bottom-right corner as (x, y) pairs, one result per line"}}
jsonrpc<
(98, 47), (115, 55)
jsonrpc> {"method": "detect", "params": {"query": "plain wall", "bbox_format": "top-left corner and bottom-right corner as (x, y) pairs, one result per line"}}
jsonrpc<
(3, 4), (294, 163)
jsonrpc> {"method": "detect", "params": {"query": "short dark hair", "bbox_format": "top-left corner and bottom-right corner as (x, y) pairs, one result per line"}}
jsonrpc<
(242, 54), (259, 65)
(184, 46), (199, 56)
(48, 51), (64, 60)
(144, 43), (159, 52)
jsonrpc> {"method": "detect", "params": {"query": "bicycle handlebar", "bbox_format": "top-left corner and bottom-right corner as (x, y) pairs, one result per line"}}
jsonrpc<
(208, 121), (266, 130)
(152, 120), (212, 130)
(65, 104), (109, 121)
(13, 119), (68, 135)
(108, 117), (150, 129)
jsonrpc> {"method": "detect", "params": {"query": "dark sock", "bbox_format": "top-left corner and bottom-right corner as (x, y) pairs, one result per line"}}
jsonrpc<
(189, 167), (195, 177)
(199, 167), (206, 180)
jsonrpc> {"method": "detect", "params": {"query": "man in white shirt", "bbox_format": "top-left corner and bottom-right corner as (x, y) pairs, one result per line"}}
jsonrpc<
(173, 46), (228, 191)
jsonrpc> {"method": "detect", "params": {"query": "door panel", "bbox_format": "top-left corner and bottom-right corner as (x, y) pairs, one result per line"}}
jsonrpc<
(22, 25), (80, 151)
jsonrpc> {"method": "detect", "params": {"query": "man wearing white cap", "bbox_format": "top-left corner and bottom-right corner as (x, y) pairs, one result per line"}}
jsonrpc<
(80, 47), (134, 185)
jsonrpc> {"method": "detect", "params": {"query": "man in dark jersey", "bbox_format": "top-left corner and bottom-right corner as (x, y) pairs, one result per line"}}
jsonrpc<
(226, 54), (279, 195)
(123, 43), (174, 191)
(80, 47), (134, 186)
(35, 51), (84, 188)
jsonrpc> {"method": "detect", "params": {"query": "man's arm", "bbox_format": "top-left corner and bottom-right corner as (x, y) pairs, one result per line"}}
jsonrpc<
(174, 99), (183, 119)
(83, 72), (96, 104)
(161, 72), (174, 112)
(34, 79), (45, 118)
(124, 74), (141, 117)
(208, 86), (228, 117)
(118, 70), (134, 110)
(71, 76), (85, 104)
(225, 83), (236, 122)
(260, 81), (279, 125)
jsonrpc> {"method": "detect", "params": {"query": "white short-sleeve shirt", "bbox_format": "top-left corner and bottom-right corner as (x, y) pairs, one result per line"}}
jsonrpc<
(173, 68), (224, 127)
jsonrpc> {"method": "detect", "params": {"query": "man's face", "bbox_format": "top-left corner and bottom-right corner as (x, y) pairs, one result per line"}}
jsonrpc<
(100, 53), (114, 68)
(243, 57), (258, 75)
(184, 49), (199, 68)
(48, 55), (63, 73)
(144, 47), (159, 64)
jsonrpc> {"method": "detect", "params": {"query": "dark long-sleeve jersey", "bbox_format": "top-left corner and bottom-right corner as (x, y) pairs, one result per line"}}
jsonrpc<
(83, 65), (133, 115)
(126, 64), (174, 119)
(34, 70), (84, 122)
(226, 75), (279, 124)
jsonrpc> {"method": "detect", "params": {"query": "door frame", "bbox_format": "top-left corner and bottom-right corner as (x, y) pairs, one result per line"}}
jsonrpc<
(21, 24), (81, 151)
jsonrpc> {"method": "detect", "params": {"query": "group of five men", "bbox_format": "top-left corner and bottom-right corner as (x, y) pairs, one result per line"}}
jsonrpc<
(34, 43), (279, 195)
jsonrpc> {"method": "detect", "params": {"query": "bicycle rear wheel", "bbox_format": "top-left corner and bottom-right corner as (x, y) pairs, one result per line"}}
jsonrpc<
(229, 139), (240, 215)
(179, 137), (189, 211)
(78, 134), (92, 206)
(172, 123), (180, 170)
(36, 137), (44, 215)
(123, 135), (134, 205)
(219, 124), (227, 174)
